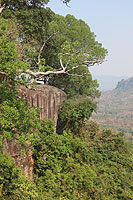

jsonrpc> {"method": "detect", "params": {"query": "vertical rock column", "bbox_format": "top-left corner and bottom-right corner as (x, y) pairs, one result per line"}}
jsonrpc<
(19, 85), (66, 126)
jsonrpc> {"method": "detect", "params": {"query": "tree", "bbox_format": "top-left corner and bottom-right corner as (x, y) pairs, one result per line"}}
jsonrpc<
(1, 3), (107, 95)
(0, 0), (71, 14)
(20, 14), (107, 84)
(57, 97), (97, 134)
(49, 66), (101, 98)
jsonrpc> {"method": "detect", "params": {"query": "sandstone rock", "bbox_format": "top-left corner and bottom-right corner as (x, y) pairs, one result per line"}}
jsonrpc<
(2, 139), (34, 179)
(18, 84), (66, 126)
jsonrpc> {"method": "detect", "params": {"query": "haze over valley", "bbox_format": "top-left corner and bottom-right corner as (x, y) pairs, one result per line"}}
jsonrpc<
(92, 77), (133, 141)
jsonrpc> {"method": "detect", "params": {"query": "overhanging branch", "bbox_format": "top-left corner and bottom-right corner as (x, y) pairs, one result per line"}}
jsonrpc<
(0, 4), (5, 14)
(84, 60), (104, 66)
(25, 59), (104, 78)
(25, 68), (67, 77)
(65, 72), (88, 77)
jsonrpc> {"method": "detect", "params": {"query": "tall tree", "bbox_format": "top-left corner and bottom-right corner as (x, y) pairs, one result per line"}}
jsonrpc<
(2, 8), (107, 97)
(21, 14), (107, 82)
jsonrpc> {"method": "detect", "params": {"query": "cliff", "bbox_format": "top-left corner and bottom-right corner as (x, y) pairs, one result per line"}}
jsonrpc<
(116, 77), (133, 90)
(18, 84), (66, 126)
(2, 85), (66, 179)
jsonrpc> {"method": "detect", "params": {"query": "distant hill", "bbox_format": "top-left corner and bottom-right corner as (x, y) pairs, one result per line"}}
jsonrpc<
(116, 77), (133, 90)
(93, 75), (128, 91)
(92, 77), (133, 141)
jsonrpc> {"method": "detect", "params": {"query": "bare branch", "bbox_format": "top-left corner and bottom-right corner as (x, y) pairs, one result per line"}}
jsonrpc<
(62, 52), (70, 56)
(0, 71), (6, 75)
(84, 60), (104, 66)
(65, 72), (88, 77)
(62, 0), (71, 7)
(71, 65), (80, 70)
(25, 68), (67, 77)
(59, 56), (65, 70)
(0, 4), (5, 14)
(23, 58), (104, 78)
(65, 58), (71, 69)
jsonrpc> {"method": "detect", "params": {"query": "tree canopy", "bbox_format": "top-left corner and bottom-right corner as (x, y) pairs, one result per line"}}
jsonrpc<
(1, 3), (107, 97)
(0, 0), (70, 13)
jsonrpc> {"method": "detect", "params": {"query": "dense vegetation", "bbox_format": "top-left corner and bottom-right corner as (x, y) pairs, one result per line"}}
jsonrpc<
(0, 119), (132, 199)
(0, 1), (132, 199)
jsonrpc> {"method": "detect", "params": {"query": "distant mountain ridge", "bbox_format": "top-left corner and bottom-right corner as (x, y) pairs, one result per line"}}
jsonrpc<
(116, 77), (133, 90)
(92, 77), (133, 141)
(93, 75), (128, 91)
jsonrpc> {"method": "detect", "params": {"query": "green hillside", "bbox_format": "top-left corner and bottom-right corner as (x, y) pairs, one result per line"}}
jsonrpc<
(93, 77), (133, 140)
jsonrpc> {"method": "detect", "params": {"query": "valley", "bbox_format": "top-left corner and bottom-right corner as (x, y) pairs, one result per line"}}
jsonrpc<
(92, 77), (133, 141)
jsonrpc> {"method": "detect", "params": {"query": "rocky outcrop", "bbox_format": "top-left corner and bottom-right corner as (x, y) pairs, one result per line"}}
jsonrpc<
(2, 139), (34, 179)
(18, 84), (66, 126)
(3, 84), (66, 179)
(116, 77), (133, 90)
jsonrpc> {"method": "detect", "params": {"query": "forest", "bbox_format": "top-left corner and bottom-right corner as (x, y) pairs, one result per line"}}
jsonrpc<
(0, 0), (132, 199)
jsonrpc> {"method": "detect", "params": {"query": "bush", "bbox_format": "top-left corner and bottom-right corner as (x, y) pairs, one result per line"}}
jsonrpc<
(57, 96), (97, 134)
(0, 152), (39, 200)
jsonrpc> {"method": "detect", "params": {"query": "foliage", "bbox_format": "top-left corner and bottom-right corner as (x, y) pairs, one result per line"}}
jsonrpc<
(0, 0), (70, 9)
(43, 14), (107, 96)
(49, 66), (101, 98)
(0, 17), (40, 149)
(32, 119), (133, 200)
(0, 17), (41, 200)
(33, 119), (96, 200)
(0, 87), (40, 148)
(0, 151), (39, 200)
(2, 6), (107, 98)
(57, 97), (97, 134)
(0, 0), (50, 9)
(86, 129), (133, 200)
(0, 18), (27, 82)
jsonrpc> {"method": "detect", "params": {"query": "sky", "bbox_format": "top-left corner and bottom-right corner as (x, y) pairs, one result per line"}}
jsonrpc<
(47, 0), (133, 77)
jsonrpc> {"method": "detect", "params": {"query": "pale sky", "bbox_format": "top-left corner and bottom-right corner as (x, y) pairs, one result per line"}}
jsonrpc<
(47, 0), (133, 77)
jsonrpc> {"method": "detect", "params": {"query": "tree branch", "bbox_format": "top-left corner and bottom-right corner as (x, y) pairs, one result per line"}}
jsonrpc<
(24, 58), (104, 78)
(0, 71), (6, 75)
(62, 0), (71, 7)
(65, 72), (88, 77)
(37, 31), (59, 67)
(84, 59), (104, 66)
(0, 4), (5, 14)
(59, 56), (65, 70)
(25, 68), (67, 77)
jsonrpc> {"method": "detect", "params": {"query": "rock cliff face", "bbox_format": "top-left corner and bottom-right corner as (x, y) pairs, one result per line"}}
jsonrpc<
(3, 139), (34, 179)
(18, 85), (66, 126)
(3, 85), (66, 179)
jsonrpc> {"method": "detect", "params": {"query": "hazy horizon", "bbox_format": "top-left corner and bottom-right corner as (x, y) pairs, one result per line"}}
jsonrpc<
(93, 74), (128, 91)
